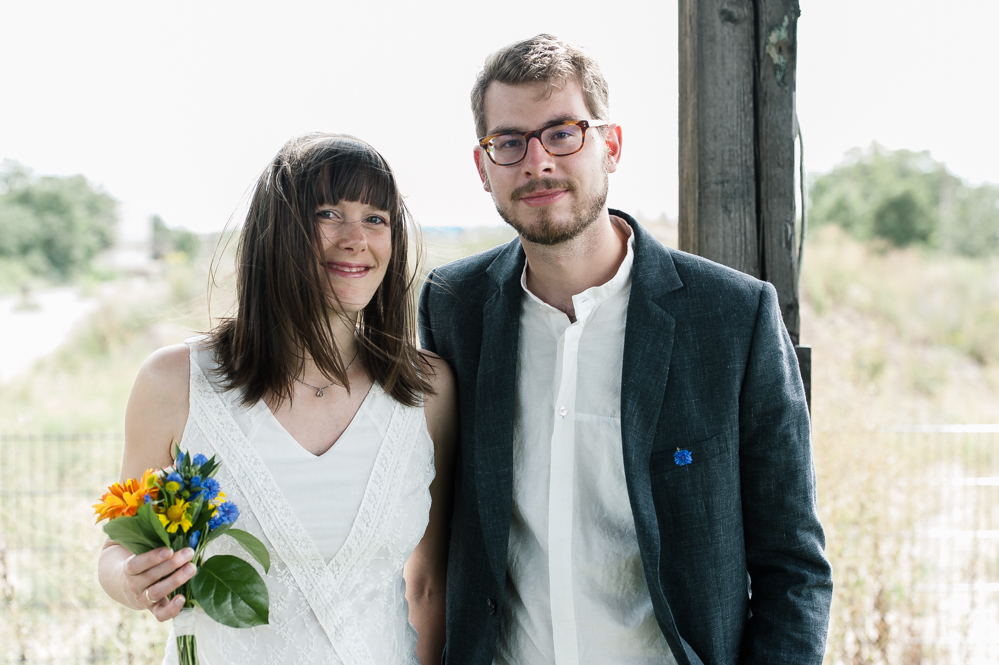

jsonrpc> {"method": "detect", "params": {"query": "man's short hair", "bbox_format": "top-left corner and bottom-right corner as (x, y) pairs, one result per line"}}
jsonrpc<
(471, 34), (610, 140)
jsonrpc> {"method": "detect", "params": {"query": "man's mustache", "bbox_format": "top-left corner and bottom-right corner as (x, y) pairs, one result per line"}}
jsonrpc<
(510, 178), (576, 200)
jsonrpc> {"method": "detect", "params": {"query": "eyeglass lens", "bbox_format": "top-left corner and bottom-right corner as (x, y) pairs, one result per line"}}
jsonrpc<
(489, 123), (586, 165)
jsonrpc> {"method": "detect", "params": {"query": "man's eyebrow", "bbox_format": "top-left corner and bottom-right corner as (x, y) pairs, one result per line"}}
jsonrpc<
(485, 114), (583, 137)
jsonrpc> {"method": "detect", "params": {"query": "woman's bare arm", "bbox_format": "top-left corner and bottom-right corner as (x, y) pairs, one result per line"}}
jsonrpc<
(96, 343), (196, 622)
(404, 353), (458, 664)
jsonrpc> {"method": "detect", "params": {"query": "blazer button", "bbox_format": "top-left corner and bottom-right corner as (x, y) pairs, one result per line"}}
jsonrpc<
(486, 598), (496, 615)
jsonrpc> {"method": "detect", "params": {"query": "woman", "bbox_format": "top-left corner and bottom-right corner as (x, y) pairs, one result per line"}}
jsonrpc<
(97, 133), (456, 665)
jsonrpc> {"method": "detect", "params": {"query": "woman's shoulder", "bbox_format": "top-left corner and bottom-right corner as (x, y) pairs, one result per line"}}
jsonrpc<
(131, 344), (191, 411)
(139, 343), (190, 385)
(418, 351), (457, 458)
(124, 343), (192, 468)
(419, 351), (455, 397)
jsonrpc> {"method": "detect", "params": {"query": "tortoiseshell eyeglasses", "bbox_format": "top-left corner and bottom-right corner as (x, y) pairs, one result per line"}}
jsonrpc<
(477, 119), (608, 166)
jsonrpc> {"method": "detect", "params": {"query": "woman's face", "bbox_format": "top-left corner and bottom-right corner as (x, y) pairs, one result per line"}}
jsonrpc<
(314, 199), (393, 316)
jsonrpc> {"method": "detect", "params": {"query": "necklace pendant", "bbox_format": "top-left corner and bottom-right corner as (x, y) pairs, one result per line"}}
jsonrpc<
(316, 389), (325, 397)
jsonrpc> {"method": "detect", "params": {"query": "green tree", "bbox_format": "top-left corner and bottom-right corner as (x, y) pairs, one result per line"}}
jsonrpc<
(0, 160), (118, 279)
(808, 144), (999, 255)
(151, 214), (201, 260)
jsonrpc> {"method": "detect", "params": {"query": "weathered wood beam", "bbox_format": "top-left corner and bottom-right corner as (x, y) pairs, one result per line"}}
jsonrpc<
(756, 0), (801, 344)
(679, 0), (759, 278)
(679, 0), (808, 405)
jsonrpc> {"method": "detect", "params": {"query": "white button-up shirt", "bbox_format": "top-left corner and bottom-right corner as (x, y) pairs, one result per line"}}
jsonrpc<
(493, 220), (676, 665)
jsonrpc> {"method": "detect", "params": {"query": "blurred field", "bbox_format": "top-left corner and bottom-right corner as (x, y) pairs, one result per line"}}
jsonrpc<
(2, 218), (998, 663)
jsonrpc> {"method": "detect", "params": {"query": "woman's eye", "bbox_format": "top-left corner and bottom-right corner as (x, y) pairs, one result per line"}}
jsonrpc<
(365, 215), (388, 226)
(317, 210), (345, 225)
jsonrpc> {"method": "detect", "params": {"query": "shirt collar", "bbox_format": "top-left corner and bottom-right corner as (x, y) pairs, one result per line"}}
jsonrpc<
(520, 216), (635, 322)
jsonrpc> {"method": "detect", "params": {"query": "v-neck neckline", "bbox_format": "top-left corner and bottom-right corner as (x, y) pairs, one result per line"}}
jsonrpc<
(257, 382), (379, 459)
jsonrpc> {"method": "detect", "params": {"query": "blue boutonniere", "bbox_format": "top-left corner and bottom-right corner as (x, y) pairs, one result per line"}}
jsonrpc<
(674, 448), (693, 466)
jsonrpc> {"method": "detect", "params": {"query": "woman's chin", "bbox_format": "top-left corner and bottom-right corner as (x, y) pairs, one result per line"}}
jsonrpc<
(324, 299), (366, 319)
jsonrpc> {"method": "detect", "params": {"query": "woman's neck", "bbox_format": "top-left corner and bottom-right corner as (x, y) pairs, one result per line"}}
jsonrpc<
(299, 310), (359, 383)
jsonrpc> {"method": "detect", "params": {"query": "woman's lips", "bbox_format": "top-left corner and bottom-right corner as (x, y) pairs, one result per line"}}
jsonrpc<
(519, 189), (567, 207)
(326, 262), (372, 278)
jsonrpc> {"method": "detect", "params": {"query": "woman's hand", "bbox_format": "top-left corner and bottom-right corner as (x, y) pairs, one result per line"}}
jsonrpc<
(108, 545), (197, 622)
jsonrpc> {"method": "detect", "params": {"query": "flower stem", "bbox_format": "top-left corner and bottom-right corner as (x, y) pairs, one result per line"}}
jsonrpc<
(177, 634), (198, 665)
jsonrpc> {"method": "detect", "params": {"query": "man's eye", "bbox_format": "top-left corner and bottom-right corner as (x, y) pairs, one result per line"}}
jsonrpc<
(496, 137), (525, 151)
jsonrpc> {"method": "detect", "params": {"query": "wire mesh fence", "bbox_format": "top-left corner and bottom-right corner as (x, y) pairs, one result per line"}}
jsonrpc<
(821, 426), (999, 664)
(0, 432), (168, 664)
(1, 429), (997, 664)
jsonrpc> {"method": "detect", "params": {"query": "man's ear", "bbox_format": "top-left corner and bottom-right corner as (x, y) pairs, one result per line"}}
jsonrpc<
(473, 147), (491, 192)
(604, 124), (623, 174)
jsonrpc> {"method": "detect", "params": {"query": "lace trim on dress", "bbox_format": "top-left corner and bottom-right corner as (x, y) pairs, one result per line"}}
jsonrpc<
(186, 353), (383, 663)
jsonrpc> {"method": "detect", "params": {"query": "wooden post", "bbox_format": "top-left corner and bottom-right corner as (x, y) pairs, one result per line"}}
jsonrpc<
(678, 0), (759, 278)
(756, 0), (801, 345)
(679, 0), (808, 406)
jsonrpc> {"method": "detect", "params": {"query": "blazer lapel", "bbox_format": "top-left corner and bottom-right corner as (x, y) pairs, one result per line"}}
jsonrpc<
(475, 241), (526, 587)
(619, 217), (683, 583)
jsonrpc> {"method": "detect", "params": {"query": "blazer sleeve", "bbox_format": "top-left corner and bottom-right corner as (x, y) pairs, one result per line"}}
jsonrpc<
(738, 283), (833, 663)
(419, 271), (439, 355)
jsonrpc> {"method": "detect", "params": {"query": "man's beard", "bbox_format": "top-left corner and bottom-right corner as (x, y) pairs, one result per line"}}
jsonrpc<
(490, 174), (609, 246)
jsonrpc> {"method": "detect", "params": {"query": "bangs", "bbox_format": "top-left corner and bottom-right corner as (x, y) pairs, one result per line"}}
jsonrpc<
(310, 141), (398, 215)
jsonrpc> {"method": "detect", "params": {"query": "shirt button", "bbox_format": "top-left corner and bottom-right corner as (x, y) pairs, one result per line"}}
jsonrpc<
(558, 406), (568, 417)
(486, 598), (496, 615)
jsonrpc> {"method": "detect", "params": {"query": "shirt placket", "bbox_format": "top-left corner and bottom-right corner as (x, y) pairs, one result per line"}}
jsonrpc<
(549, 315), (584, 664)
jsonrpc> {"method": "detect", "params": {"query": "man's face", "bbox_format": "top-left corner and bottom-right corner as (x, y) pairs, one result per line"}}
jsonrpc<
(474, 80), (621, 246)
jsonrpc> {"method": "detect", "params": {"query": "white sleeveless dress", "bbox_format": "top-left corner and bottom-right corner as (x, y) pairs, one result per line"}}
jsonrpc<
(161, 340), (435, 665)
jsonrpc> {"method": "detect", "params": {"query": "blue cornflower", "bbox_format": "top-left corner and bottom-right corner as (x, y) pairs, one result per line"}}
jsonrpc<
(217, 501), (240, 525)
(143, 493), (153, 504)
(201, 478), (221, 502)
(193, 454), (208, 466)
(208, 501), (240, 530)
(189, 530), (201, 549)
(674, 449), (693, 466)
(165, 472), (184, 492)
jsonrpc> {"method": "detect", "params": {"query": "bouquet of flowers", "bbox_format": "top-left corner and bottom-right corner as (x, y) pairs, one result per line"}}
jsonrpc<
(94, 444), (269, 665)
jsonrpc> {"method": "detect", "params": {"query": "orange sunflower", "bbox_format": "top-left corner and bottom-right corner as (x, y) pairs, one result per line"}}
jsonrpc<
(93, 468), (159, 522)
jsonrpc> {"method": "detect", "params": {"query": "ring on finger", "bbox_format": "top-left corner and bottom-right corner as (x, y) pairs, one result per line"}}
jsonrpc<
(144, 587), (156, 605)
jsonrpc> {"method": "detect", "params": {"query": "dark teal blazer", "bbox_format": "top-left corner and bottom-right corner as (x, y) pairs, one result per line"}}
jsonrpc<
(418, 211), (832, 665)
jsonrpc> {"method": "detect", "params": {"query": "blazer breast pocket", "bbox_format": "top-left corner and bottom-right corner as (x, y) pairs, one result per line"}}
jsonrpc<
(649, 433), (730, 476)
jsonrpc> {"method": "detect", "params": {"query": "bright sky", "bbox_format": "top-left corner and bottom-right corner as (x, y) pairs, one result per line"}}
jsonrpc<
(2, 0), (996, 239)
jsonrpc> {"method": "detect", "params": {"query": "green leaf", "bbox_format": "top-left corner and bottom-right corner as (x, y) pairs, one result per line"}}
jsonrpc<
(139, 503), (172, 548)
(191, 555), (269, 628)
(203, 522), (231, 545)
(103, 516), (159, 555)
(103, 503), (171, 554)
(225, 529), (270, 573)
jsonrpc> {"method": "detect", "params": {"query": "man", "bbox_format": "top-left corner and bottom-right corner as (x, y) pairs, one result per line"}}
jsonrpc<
(419, 34), (832, 665)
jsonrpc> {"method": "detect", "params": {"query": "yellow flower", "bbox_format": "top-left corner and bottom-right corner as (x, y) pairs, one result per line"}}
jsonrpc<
(93, 469), (160, 522)
(157, 498), (193, 533)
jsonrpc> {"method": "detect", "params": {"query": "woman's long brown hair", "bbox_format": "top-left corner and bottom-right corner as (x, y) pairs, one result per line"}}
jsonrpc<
(207, 133), (433, 407)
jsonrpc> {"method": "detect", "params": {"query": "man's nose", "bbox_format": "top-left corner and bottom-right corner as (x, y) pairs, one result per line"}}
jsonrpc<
(522, 136), (555, 174)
